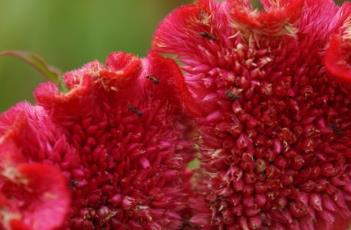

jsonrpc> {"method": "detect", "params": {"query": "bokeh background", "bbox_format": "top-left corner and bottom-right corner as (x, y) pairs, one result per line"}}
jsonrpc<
(0, 0), (348, 111)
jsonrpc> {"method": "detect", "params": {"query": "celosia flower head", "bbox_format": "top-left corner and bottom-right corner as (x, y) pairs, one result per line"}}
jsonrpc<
(153, 0), (351, 229)
(0, 52), (195, 229)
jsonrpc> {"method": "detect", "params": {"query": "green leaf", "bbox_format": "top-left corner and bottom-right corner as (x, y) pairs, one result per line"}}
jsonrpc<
(251, 0), (263, 10)
(0, 50), (67, 91)
(188, 158), (200, 170)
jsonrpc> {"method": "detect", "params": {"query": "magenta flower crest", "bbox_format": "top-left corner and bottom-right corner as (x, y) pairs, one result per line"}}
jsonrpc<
(0, 52), (195, 230)
(153, 0), (351, 229)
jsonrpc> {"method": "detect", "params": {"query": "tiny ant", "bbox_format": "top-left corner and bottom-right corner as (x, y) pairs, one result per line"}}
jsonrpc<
(199, 31), (217, 41)
(226, 91), (240, 101)
(146, 75), (160, 85)
(330, 123), (342, 136)
(128, 105), (143, 117)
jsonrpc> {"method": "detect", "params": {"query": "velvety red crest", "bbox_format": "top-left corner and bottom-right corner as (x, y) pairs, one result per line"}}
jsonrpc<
(36, 53), (141, 121)
(105, 52), (141, 76)
(152, 0), (351, 229)
(30, 51), (197, 228)
(153, 3), (201, 55)
(99, 52), (144, 102)
(36, 51), (198, 121)
(35, 60), (105, 119)
(101, 52), (142, 91)
(63, 61), (103, 89)
(35, 77), (96, 120)
(325, 35), (351, 83)
(0, 163), (69, 230)
(153, 0), (231, 58)
(152, 0), (235, 115)
(145, 51), (203, 116)
(227, 0), (303, 37)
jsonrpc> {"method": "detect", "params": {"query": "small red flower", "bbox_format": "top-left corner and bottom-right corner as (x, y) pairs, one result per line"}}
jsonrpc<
(0, 105), (70, 230)
(0, 52), (195, 229)
(153, 0), (351, 229)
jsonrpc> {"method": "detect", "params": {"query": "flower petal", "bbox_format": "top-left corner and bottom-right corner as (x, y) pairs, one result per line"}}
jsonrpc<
(32, 52), (197, 228)
(0, 162), (69, 230)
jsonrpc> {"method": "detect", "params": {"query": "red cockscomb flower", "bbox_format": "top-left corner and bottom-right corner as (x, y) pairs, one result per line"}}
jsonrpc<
(153, 0), (351, 229)
(0, 52), (196, 230)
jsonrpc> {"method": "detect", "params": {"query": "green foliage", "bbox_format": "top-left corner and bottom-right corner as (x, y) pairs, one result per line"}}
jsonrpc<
(0, 50), (67, 90)
(0, 0), (190, 111)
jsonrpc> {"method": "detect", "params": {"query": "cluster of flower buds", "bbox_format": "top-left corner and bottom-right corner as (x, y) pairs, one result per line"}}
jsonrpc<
(0, 0), (351, 230)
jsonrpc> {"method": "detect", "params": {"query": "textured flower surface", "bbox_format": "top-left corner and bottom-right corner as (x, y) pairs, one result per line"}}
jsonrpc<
(153, 0), (351, 229)
(0, 52), (195, 230)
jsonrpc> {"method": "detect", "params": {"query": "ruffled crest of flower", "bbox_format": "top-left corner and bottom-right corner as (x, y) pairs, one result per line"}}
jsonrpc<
(153, 0), (351, 229)
(0, 51), (197, 229)
(227, 0), (303, 38)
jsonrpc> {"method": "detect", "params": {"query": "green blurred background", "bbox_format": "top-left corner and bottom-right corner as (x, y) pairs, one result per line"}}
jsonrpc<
(0, 0), (348, 111)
